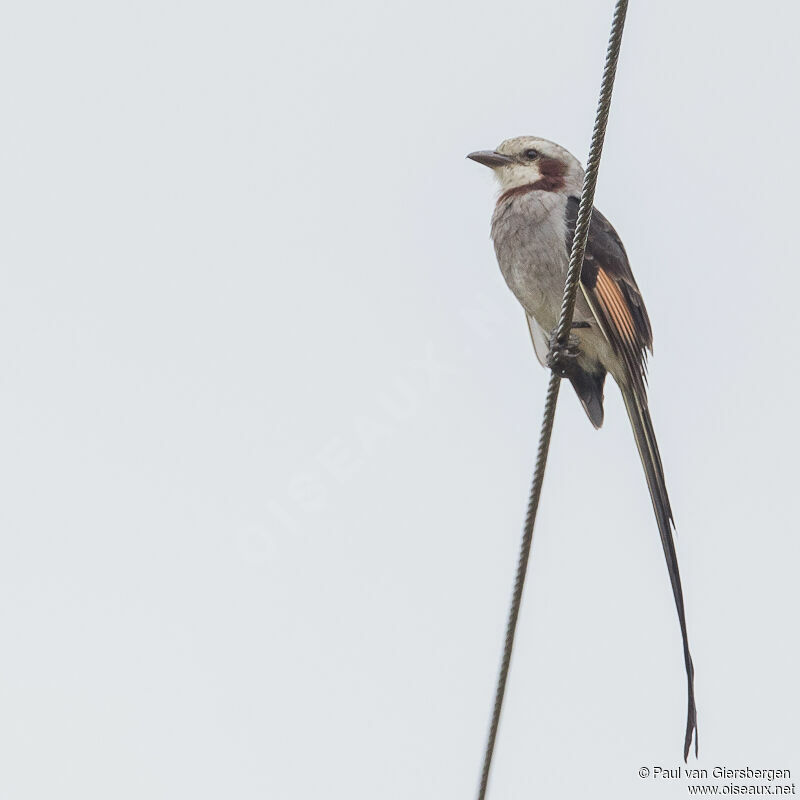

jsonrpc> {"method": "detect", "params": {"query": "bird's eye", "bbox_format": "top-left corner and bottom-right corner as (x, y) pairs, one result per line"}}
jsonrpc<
(523, 149), (540, 160)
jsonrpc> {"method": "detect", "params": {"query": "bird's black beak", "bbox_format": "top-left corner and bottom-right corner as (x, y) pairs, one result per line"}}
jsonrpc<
(467, 150), (514, 168)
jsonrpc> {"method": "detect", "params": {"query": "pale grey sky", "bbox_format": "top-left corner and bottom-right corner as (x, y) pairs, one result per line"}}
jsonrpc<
(1, 1), (798, 798)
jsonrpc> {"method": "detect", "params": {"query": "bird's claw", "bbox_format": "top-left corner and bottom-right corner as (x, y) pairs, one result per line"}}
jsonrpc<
(546, 329), (581, 377)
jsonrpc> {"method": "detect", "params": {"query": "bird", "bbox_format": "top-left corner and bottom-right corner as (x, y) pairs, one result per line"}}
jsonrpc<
(467, 136), (697, 760)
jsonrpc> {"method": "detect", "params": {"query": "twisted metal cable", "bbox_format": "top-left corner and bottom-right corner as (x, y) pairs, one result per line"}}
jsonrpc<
(476, 3), (629, 798)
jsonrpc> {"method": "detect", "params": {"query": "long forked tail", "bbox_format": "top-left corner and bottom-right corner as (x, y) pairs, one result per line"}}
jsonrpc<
(621, 386), (698, 761)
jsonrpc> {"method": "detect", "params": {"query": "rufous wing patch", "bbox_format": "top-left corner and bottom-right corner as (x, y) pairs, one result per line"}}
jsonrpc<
(595, 267), (637, 347)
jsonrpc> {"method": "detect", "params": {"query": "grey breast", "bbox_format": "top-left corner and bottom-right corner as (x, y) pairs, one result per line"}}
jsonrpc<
(490, 191), (571, 333)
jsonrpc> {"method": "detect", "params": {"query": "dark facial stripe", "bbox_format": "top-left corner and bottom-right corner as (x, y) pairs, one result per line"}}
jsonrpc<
(534, 156), (567, 191)
(538, 156), (567, 182)
(496, 156), (568, 205)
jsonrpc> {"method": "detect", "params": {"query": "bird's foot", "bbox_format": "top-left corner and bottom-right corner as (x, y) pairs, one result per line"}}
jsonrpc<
(546, 327), (582, 377)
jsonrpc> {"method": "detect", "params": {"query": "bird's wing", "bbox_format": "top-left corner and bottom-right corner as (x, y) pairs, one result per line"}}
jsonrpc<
(564, 196), (698, 760)
(564, 197), (652, 398)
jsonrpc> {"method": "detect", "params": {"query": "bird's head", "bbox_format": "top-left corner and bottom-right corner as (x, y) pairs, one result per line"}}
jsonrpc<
(467, 136), (583, 195)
